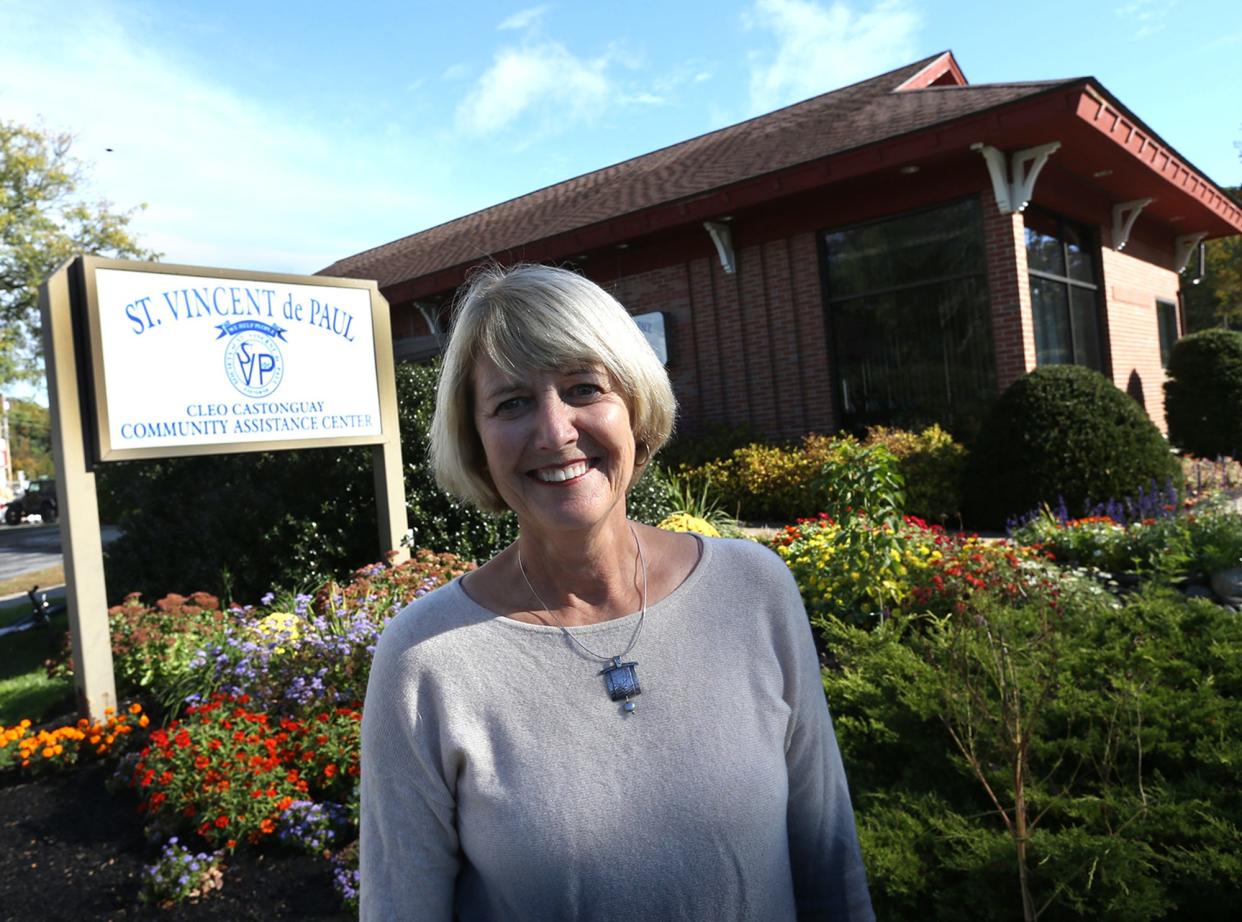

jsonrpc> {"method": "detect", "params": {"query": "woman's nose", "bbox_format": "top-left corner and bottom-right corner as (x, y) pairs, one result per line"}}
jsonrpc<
(533, 394), (576, 448)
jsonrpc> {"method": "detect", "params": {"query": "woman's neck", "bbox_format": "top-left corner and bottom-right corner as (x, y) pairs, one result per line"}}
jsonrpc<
(514, 514), (642, 626)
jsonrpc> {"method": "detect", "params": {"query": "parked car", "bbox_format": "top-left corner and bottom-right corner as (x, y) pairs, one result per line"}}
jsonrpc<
(4, 479), (58, 525)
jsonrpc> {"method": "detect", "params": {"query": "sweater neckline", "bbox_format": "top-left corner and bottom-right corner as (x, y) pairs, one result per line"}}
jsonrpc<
(452, 534), (713, 635)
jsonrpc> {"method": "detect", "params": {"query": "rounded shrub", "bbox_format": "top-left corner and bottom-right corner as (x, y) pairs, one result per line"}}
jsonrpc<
(1164, 329), (1242, 459)
(964, 365), (1183, 528)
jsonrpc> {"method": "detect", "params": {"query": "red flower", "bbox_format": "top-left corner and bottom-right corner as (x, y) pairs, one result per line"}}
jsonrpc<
(215, 815), (230, 829)
(324, 763), (338, 778)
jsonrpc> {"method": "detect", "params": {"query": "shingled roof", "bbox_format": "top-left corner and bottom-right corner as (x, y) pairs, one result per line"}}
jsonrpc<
(322, 53), (1075, 288)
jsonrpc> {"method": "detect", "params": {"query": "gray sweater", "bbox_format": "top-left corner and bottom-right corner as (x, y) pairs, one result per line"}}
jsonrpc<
(360, 537), (874, 921)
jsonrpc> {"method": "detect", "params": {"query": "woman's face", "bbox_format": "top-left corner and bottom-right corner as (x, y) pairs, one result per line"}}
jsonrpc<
(472, 354), (635, 538)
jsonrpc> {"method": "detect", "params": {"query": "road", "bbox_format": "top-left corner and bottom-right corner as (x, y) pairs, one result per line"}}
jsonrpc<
(0, 522), (121, 584)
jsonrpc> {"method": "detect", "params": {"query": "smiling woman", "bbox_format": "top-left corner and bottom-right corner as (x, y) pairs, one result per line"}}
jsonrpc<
(360, 264), (874, 921)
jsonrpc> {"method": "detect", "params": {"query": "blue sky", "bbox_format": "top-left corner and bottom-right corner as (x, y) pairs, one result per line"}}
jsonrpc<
(2, 0), (1239, 281)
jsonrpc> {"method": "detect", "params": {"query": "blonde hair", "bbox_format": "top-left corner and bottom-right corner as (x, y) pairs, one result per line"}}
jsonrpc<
(431, 264), (677, 513)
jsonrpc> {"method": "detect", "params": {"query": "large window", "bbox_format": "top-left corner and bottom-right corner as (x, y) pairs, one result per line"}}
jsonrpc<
(1025, 211), (1104, 370)
(823, 198), (995, 434)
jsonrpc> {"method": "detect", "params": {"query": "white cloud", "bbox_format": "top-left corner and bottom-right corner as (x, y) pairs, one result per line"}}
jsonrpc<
(455, 42), (611, 139)
(744, 0), (921, 113)
(499, 5), (549, 32)
(0, 5), (440, 274)
(1115, 0), (1176, 38)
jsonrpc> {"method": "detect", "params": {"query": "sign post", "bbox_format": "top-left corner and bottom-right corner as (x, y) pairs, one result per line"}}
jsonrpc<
(39, 256), (408, 720)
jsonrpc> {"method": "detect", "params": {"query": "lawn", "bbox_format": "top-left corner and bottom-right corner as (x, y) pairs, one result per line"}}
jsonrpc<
(0, 590), (73, 725)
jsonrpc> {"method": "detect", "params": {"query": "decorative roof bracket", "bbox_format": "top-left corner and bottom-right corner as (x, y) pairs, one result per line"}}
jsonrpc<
(1174, 233), (1208, 273)
(971, 141), (1061, 214)
(415, 300), (443, 336)
(703, 221), (736, 274)
(1111, 198), (1154, 251)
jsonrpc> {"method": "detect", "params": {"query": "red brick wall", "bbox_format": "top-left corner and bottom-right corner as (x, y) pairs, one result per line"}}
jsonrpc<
(1097, 236), (1180, 431)
(608, 230), (835, 441)
(982, 191), (1036, 389)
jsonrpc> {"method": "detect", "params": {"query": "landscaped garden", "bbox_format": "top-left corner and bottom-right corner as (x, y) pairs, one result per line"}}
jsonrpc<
(3, 333), (1242, 919)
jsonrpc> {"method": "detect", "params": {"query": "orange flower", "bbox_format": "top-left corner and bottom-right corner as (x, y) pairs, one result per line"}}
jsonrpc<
(129, 703), (143, 714)
(259, 818), (276, 835)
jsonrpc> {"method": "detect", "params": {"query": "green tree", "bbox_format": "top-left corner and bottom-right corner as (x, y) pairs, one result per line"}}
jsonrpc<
(0, 120), (158, 386)
(6, 397), (53, 478)
(1182, 184), (1242, 333)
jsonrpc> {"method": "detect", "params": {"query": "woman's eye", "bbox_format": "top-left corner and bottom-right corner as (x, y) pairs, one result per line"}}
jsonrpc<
(495, 397), (527, 415)
(567, 383), (603, 400)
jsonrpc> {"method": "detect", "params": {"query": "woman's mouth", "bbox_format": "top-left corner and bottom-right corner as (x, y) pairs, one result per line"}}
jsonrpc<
(531, 460), (593, 483)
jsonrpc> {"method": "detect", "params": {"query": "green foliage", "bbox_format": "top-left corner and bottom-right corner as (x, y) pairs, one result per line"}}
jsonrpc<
(0, 120), (158, 386)
(1181, 186), (1242, 333)
(862, 425), (967, 524)
(674, 426), (968, 525)
(659, 421), (765, 469)
(1187, 503), (1242, 573)
(4, 397), (52, 479)
(97, 360), (516, 604)
(820, 587), (1242, 920)
(103, 592), (229, 705)
(624, 462), (677, 527)
(1011, 511), (1193, 582)
(681, 433), (849, 522)
(1164, 328), (1242, 458)
(965, 365), (1183, 528)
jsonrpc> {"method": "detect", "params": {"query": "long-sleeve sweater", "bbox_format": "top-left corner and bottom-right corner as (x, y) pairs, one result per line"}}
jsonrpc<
(360, 536), (874, 921)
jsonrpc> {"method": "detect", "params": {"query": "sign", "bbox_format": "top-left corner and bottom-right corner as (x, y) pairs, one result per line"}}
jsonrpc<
(86, 264), (386, 460)
(632, 311), (668, 364)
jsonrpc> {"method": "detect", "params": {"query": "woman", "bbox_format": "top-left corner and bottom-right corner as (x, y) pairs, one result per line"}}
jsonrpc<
(361, 265), (873, 921)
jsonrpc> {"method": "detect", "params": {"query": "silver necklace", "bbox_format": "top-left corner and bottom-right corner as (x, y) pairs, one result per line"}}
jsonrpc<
(516, 523), (646, 714)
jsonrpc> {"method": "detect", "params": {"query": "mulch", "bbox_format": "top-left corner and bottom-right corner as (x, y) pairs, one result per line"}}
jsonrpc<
(0, 759), (354, 921)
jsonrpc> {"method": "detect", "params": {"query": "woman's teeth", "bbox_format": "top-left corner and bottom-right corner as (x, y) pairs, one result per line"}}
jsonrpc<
(536, 461), (590, 482)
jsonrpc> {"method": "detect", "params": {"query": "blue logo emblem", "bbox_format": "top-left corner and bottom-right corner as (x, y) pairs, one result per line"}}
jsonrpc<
(219, 321), (286, 398)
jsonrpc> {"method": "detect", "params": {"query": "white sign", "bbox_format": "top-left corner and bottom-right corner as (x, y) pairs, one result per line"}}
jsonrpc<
(632, 311), (668, 364)
(92, 268), (383, 455)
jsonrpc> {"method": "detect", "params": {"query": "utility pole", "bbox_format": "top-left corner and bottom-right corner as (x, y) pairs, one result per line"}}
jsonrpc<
(0, 393), (11, 495)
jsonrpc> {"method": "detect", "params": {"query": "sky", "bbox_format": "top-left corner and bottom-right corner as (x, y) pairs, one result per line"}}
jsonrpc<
(2, 0), (1240, 283)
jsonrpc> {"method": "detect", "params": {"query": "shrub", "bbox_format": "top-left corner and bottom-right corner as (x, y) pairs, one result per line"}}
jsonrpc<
(1164, 329), (1242, 458)
(625, 462), (677, 527)
(964, 365), (1182, 528)
(820, 588), (1242, 920)
(98, 361), (516, 604)
(862, 425), (967, 524)
(659, 422), (766, 469)
(683, 433), (848, 522)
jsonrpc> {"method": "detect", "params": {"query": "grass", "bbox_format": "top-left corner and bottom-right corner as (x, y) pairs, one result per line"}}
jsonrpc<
(0, 564), (65, 600)
(0, 593), (73, 726)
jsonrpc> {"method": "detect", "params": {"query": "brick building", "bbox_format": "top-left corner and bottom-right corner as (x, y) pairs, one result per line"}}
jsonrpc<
(322, 51), (1242, 438)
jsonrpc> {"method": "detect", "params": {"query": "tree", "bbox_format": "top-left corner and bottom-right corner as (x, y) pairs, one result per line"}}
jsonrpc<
(6, 397), (53, 479)
(1181, 166), (1242, 333)
(0, 120), (158, 386)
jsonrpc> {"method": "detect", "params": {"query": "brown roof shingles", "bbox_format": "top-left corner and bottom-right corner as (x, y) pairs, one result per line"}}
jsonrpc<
(321, 54), (1073, 288)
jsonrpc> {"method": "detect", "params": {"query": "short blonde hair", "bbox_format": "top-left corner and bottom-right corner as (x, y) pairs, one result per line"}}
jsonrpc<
(430, 264), (677, 513)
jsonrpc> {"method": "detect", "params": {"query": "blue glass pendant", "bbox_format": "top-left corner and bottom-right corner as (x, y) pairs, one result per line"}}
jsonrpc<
(600, 655), (640, 712)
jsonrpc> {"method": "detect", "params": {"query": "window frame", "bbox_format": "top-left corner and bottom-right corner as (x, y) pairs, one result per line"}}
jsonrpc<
(1024, 209), (1110, 374)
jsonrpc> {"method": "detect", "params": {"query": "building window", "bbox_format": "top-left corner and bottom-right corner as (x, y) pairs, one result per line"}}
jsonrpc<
(1025, 211), (1104, 370)
(1157, 299), (1179, 368)
(823, 198), (995, 434)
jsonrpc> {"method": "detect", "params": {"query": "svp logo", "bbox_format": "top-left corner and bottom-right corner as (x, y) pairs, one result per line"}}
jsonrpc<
(217, 321), (288, 398)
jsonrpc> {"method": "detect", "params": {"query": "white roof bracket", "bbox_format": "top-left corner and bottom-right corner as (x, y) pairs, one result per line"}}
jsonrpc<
(972, 141), (1061, 214)
(971, 143), (1012, 213)
(415, 300), (443, 336)
(1174, 232), (1208, 273)
(1009, 142), (1061, 213)
(1111, 198), (1154, 251)
(703, 221), (736, 274)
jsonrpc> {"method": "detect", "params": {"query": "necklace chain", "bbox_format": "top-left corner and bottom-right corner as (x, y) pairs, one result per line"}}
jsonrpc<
(516, 522), (647, 663)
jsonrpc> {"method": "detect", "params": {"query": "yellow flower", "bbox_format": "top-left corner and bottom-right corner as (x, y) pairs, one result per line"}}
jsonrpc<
(657, 513), (721, 537)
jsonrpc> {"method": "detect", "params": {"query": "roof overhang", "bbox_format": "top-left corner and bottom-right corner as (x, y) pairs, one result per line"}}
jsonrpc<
(378, 80), (1241, 303)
